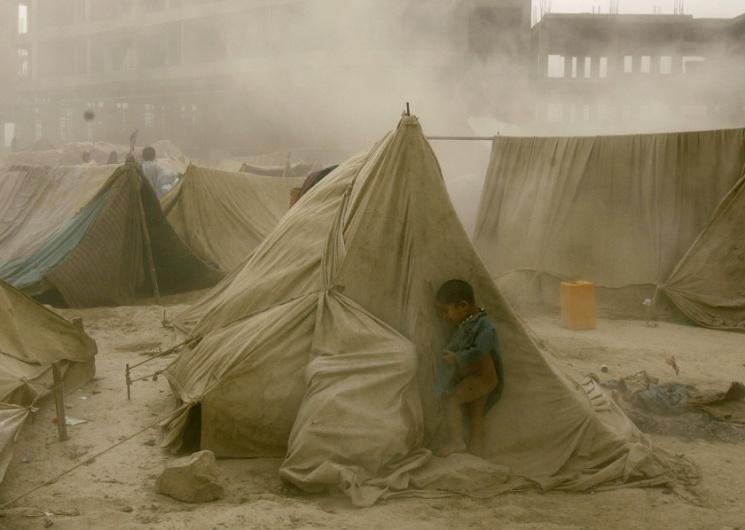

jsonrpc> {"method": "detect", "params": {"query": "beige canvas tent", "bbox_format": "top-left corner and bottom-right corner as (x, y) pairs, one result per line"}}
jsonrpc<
(473, 128), (745, 330)
(163, 116), (696, 506)
(0, 279), (97, 482)
(162, 165), (304, 273)
(0, 163), (220, 307)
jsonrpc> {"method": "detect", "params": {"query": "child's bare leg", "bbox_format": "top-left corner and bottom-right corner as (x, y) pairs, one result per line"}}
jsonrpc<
(467, 396), (488, 457)
(437, 396), (467, 456)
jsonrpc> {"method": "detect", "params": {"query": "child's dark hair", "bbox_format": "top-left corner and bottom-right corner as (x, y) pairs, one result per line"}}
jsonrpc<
(436, 279), (475, 305)
(142, 146), (156, 161)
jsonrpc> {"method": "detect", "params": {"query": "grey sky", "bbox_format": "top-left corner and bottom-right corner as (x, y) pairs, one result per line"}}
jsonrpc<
(544, 0), (745, 17)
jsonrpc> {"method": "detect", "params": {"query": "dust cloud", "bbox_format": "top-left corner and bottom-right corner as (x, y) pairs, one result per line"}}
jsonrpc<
(4, 1), (744, 230)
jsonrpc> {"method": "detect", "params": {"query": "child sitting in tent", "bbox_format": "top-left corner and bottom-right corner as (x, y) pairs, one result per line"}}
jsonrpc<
(434, 279), (503, 457)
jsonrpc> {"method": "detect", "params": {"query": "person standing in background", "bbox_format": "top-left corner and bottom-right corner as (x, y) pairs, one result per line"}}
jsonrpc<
(141, 146), (177, 198)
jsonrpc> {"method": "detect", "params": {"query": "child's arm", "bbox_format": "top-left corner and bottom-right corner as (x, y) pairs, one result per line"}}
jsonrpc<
(452, 326), (495, 370)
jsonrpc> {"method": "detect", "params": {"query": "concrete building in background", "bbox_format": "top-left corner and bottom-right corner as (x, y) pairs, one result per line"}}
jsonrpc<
(5, 0), (744, 151)
(531, 12), (745, 134)
(7, 0), (532, 155)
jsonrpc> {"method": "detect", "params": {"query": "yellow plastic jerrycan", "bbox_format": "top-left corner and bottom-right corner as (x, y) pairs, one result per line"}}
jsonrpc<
(560, 281), (597, 330)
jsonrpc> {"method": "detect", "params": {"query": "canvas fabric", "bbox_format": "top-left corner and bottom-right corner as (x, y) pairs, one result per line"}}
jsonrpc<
(0, 279), (97, 482)
(164, 117), (696, 506)
(0, 164), (220, 307)
(162, 165), (303, 272)
(473, 129), (745, 325)
(664, 174), (745, 330)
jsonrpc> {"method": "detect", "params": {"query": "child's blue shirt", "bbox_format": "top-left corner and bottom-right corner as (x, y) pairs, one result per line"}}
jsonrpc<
(435, 309), (504, 411)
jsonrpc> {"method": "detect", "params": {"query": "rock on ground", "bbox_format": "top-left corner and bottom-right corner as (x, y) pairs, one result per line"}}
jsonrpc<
(157, 450), (224, 503)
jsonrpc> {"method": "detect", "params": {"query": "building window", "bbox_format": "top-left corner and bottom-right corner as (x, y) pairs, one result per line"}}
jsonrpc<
(18, 3), (29, 34)
(599, 57), (608, 78)
(659, 56), (672, 74)
(584, 57), (592, 78)
(144, 104), (155, 129)
(640, 56), (651, 74)
(624, 56), (633, 73)
(547, 55), (565, 78)
(17, 47), (29, 77)
(547, 103), (563, 123)
(571, 57), (578, 78)
(3, 123), (16, 148)
(682, 56), (706, 74)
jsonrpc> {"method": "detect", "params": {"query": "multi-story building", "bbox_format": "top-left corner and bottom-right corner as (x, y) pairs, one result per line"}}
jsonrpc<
(7, 1), (741, 152)
(7, 0), (532, 156)
(531, 12), (745, 134)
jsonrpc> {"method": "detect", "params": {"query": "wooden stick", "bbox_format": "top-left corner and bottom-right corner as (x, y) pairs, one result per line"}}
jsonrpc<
(125, 363), (132, 401)
(137, 185), (161, 304)
(52, 363), (69, 442)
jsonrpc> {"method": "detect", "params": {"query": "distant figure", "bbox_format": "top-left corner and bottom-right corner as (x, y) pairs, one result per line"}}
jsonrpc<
(141, 146), (177, 199)
(106, 150), (119, 165)
(81, 151), (96, 166)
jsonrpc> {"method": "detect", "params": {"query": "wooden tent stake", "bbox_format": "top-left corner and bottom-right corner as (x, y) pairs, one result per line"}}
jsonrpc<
(52, 363), (69, 442)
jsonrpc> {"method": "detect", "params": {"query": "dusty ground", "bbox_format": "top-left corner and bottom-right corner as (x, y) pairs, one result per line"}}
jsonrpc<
(1, 302), (744, 530)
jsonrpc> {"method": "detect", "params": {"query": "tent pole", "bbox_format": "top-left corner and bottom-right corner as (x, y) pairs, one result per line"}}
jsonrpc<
(426, 136), (497, 141)
(137, 187), (161, 304)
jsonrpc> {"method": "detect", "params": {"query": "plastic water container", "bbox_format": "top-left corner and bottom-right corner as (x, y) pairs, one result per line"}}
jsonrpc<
(560, 281), (597, 330)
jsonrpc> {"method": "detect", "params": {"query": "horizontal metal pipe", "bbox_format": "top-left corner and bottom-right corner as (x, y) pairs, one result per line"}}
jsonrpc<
(426, 136), (497, 141)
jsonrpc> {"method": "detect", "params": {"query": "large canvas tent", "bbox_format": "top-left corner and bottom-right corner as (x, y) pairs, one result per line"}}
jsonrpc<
(474, 128), (745, 330)
(0, 163), (220, 307)
(162, 165), (304, 273)
(0, 279), (97, 483)
(163, 116), (695, 506)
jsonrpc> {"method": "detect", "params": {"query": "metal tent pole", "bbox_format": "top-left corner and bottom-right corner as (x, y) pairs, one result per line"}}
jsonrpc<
(426, 136), (498, 141)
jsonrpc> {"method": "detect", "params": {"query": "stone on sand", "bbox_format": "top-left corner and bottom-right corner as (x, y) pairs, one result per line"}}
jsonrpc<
(156, 450), (224, 503)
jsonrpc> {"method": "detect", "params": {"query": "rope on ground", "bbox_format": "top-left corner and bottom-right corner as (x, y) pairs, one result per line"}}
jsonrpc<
(0, 413), (168, 511)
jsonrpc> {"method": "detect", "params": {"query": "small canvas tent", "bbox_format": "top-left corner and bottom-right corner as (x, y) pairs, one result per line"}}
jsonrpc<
(162, 165), (304, 273)
(0, 279), (97, 482)
(473, 128), (745, 329)
(163, 116), (695, 506)
(0, 163), (221, 307)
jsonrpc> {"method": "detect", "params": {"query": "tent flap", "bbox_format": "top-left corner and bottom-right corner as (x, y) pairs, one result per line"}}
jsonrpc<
(663, 174), (745, 331)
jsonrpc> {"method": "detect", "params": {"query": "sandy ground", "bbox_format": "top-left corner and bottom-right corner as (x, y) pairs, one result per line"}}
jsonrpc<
(1, 301), (744, 530)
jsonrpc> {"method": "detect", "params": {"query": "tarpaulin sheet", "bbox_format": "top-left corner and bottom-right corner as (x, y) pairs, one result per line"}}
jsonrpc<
(473, 129), (745, 324)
